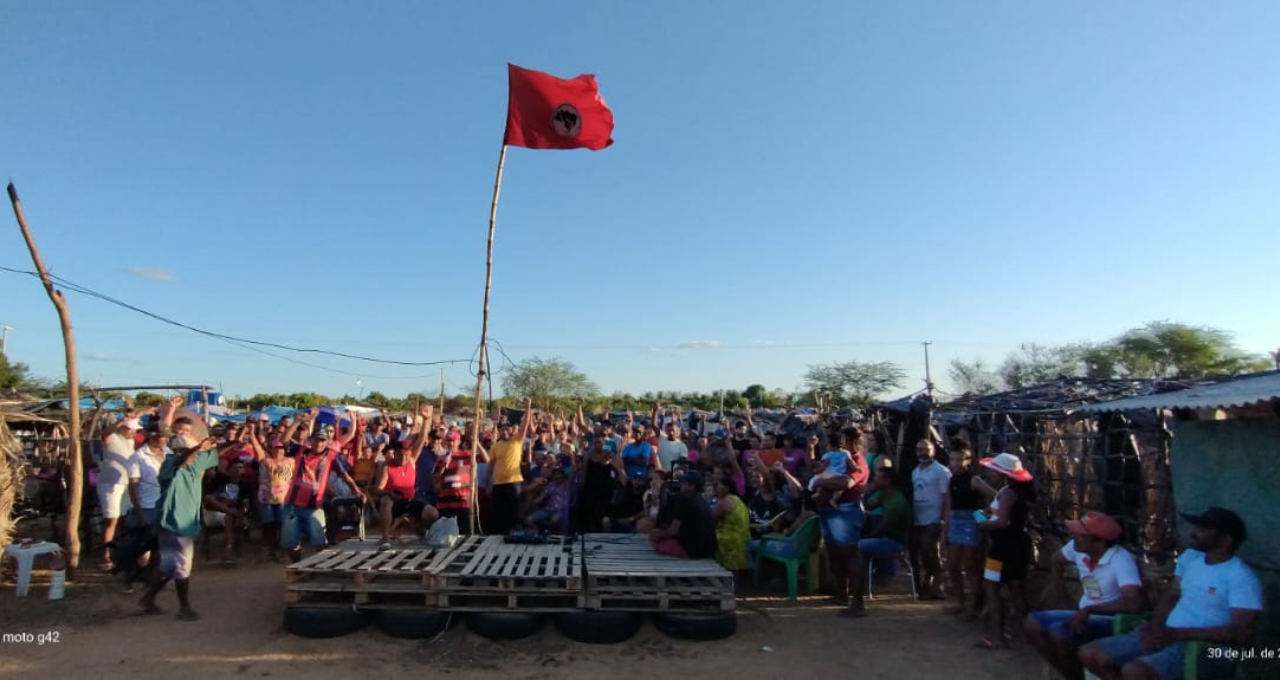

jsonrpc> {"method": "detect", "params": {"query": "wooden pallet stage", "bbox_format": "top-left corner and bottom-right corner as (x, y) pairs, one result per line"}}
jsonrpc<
(283, 534), (737, 613)
(431, 535), (584, 611)
(581, 534), (735, 612)
(283, 540), (453, 607)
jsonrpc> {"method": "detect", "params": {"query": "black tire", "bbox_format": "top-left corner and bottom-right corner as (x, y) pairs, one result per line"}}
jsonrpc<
(465, 611), (546, 640)
(554, 611), (642, 644)
(374, 608), (453, 639)
(652, 611), (736, 641)
(284, 607), (371, 638)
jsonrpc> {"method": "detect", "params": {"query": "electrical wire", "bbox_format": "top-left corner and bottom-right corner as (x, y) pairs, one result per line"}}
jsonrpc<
(0, 265), (475, 369)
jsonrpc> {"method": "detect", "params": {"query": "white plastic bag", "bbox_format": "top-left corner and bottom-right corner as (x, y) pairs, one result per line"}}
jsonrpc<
(426, 516), (460, 549)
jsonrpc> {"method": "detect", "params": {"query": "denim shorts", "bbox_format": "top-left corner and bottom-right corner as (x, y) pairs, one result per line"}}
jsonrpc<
(281, 506), (326, 549)
(1030, 609), (1115, 646)
(948, 511), (983, 547)
(819, 502), (865, 548)
(1093, 628), (1235, 680)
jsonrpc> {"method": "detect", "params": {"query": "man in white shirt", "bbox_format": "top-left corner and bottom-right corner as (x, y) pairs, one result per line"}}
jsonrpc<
(1080, 507), (1263, 680)
(657, 421), (689, 471)
(911, 440), (951, 599)
(128, 431), (173, 529)
(98, 418), (143, 569)
(1027, 512), (1147, 680)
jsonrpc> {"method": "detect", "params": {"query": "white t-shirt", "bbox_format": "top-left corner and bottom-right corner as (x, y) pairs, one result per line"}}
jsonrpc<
(128, 445), (171, 510)
(1061, 540), (1143, 610)
(1165, 549), (1263, 630)
(657, 439), (688, 470)
(98, 432), (136, 489)
(911, 461), (952, 526)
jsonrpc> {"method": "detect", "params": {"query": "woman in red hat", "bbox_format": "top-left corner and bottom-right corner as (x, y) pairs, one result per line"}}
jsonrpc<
(973, 452), (1036, 650)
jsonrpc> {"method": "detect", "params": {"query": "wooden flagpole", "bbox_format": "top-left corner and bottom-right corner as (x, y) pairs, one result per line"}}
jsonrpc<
(469, 144), (507, 536)
(8, 182), (85, 570)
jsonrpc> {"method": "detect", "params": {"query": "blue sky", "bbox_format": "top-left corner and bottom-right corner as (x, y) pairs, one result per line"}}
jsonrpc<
(2, 2), (1278, 402)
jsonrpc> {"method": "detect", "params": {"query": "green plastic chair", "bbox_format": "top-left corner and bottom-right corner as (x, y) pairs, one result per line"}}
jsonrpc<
(753, 515), (822, 601)
(1110, 613), (1242, 680)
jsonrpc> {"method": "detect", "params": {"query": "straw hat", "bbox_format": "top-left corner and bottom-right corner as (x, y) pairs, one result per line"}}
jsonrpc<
(980, 453), (1032, 482)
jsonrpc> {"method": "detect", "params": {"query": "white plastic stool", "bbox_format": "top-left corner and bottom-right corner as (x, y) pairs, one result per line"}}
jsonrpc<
(3, 541), (62, 597)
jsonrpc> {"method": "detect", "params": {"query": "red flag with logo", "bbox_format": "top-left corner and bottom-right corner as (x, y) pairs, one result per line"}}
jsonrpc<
(504, 63), (614, 151)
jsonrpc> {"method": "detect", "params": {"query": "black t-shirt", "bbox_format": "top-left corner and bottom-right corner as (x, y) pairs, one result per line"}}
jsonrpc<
(731, 437), (753, 454)
(668, 492), (718, 559)
(747, 491), (787, 524)
(609, 482), (644, 518)
(203, 472), (252, 507)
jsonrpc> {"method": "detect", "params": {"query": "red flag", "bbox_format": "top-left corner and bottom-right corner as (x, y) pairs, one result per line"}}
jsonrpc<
(504, 63), (614, 151)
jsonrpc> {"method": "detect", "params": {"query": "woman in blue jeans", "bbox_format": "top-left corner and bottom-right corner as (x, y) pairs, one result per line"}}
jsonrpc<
(815, 432), (869, 617)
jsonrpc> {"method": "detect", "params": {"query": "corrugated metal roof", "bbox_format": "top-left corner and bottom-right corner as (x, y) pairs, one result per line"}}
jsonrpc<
(1072, 371), (1280, 414)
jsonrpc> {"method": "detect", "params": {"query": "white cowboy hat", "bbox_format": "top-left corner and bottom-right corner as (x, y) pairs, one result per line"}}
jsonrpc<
(979, 452), (1032, 482)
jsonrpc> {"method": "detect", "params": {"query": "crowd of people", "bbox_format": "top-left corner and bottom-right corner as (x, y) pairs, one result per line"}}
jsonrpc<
(83, 395), (1266, 680)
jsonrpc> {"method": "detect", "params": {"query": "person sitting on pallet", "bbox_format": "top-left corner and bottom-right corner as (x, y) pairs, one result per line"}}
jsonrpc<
(1079, 507), (1263, 680)
(649, 470), (718, 559)
(373, 406), (439, 550)
(433, 429), (486, 535)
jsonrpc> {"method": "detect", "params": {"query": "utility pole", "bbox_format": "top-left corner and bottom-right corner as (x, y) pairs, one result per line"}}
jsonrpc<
(0, 324), (11, 356)
(438, 367), (445, 416)
(922, 341), (935, 397)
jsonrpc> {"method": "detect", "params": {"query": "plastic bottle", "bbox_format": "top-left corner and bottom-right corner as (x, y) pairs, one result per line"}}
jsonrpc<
(48, 550), (66, 600)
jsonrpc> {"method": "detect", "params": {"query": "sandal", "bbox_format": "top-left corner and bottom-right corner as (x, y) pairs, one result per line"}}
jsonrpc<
(973, 638), (1009, 650)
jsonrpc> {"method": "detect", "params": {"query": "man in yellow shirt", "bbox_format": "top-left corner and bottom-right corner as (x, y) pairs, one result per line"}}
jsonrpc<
(485, 397), (533, 535)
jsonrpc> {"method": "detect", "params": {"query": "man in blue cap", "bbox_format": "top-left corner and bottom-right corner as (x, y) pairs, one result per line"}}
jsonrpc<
(649, 469), (717, 559)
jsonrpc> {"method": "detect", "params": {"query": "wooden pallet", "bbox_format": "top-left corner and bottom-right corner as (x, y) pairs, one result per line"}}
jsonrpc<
(283, 540), (454, 608)
(584, 591), (735, 611)
(430, 535), (582, 592)
(581, 533), (735, 612)
(436, 590), (585, 612)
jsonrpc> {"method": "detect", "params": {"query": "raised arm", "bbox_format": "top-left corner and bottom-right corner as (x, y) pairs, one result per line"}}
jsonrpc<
(159, 395), (184, 437)
(246, 421), (267, 461)
(338, 411), (360, 447)
(517, 398), (534, 442)
(574, 397), (587, 433)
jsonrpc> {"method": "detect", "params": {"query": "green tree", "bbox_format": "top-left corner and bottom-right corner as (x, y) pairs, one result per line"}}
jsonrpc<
(947, 358), (1001, 395)
(803, 360), (907, 405)
(500, 357), (600, 411)
(132, 391), (167, 407)
(998, 343), (1084, 389)
(0, 354), (32, 390)
(743, 384), (771, 409)
(1111, 321), (1269, 378)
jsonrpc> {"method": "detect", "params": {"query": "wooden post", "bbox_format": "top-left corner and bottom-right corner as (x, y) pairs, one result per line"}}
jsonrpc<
(439, 367), (445, 417)
(8, 182), (84, 570)
(469, 145), (507, 536)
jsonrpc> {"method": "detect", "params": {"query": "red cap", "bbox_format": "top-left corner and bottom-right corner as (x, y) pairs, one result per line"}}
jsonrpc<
(1065, 512), (1123, 541)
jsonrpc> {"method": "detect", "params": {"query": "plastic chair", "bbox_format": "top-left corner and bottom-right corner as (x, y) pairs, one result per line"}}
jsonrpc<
(865, 552), (918, 601)
(753, 515), (821, 601)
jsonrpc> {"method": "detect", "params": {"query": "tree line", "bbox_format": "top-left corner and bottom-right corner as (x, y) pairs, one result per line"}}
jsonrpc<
(2, 320), (1274, 412)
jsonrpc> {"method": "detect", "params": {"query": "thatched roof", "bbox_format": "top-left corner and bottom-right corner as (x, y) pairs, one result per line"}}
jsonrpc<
(935, 377), (1202, 415)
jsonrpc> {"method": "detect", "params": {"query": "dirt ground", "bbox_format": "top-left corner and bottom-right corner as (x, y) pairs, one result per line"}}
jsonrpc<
(0, 554), (1047, 680)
